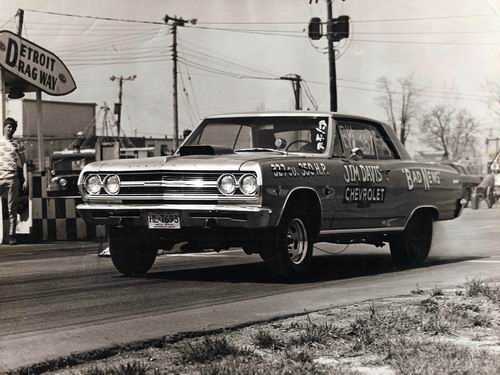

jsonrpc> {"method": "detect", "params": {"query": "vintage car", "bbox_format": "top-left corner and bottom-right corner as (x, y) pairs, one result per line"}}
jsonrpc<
(471, 154), (500, 209)
(77, 112), (464, 279)
(47, 149), (96, 197)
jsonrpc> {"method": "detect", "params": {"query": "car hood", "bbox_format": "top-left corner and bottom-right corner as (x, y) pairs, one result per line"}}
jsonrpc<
(82, 152), (287, 173)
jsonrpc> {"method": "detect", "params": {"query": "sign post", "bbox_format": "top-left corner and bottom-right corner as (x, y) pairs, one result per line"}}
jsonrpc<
(36, 89), (44, 171)
(0, 68), (5, 243)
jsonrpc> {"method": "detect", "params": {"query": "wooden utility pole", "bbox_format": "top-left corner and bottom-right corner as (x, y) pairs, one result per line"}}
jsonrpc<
(280, 74), (302, 110)
(110, 75), (136, 141)
(164, 15), (197, 151)
(326, 0), (337, 112)
(172, 23), (179, 150)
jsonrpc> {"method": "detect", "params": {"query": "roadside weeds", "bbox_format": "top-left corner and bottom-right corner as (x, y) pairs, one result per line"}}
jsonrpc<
(13, 278), (500, 375)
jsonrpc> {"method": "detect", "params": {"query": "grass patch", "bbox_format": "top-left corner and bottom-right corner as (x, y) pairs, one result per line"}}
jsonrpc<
(82, 361), (148, 375)
(252, 329), (284, 349)
(199, 358), (351, 375)
(385, 338), (500, 375)
(178, 336), (249, 364)
(288, 316), (340, 346)
(430, 286), (444, 297)
(465, 279), (493, 298)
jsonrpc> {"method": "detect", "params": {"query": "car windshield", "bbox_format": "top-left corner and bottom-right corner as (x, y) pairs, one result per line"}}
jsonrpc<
(185, 116), (330, 153)
(52, 156), (94, 171)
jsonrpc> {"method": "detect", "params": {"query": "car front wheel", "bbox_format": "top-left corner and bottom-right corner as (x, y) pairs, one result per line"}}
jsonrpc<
(390, 211), (433, 268)
(260, 208), (314, 279)
(109, 228), (157, 276)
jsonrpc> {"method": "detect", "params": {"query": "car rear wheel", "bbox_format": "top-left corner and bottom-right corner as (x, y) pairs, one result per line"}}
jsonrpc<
(109, 228), (157, 276)
(260, 207), (314, 280)
(390, 211), (433, 268)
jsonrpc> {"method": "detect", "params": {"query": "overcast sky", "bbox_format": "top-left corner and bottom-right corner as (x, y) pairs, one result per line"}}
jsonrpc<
(1, 0), (499, 152)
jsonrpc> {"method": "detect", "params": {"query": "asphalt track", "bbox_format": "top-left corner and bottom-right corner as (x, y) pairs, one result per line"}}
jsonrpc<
(1, 207), (500, 371)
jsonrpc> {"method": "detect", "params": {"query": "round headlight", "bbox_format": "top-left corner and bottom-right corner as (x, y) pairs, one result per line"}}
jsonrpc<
(104, 174), (120, 195)
(239, 174), (257, 195)
(59, 178), (68, 188)
(85, 175), (102, 195)
(218, 174), (236, 195)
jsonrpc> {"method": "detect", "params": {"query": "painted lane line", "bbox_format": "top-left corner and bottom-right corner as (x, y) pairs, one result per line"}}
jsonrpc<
(466, 260), (500, 264)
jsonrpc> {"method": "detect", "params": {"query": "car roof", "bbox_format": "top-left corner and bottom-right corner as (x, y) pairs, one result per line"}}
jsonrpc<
(204, 111), (383, 124)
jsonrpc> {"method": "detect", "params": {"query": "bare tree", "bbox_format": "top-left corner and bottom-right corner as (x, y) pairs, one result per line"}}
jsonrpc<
(419, 105), (479, 160)
(376, 75), (419, 145)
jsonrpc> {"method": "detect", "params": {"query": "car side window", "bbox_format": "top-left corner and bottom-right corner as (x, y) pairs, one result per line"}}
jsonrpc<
(337, 122), (377, 159)
(372, 127), (396, 160)
(338, 121), (397, 160)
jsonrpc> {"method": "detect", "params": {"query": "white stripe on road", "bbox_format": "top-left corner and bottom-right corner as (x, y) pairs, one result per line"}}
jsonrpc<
(466, 260), (500, 264)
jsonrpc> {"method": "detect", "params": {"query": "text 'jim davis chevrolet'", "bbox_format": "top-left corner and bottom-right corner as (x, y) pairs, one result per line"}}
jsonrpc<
(77, 112), (464, 279)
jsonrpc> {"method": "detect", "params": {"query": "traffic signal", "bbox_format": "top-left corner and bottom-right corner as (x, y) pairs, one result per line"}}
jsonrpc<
(330, 15), (349, 42)
(308, 17), (322, 40)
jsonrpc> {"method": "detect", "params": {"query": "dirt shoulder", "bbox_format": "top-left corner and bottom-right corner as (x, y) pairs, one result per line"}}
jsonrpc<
(15, 279), (500, 375)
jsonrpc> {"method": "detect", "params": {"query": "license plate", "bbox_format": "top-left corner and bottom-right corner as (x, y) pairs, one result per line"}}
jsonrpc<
(148, 213), (181, 229)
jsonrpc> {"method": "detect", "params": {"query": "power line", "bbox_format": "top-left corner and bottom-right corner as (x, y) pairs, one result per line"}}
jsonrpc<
(178, 37), (282, 76)
(24, 9), (163, 24)
(178, 65), (200, 123)
(181, 64), (202, 120)
(351, 14), (495, 23)
(351, 38), (500, 46)
(303, 80), (319, 110)
(178, 48), (276, 78)
(21, 9), (497, 26)
(185, 25), (307, 38)
(186, 14), (496, 24)
(178, 57), (280, 80)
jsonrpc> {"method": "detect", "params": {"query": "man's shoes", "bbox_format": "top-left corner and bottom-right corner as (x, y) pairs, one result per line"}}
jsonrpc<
(98, 247), (110, 257)
(8, 236), (16, 245)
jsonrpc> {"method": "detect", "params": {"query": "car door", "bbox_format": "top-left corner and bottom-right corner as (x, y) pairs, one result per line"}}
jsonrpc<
(333, 119), (404, 229)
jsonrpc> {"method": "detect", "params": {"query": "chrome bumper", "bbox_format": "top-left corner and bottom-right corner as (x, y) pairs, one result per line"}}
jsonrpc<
(77, 203), (272, 229)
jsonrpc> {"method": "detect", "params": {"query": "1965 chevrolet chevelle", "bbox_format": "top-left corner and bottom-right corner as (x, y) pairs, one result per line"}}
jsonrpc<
(77, 112), (464, 279)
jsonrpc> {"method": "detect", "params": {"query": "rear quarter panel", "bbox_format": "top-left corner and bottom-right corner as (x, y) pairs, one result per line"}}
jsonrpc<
(397, 161), (462, 221)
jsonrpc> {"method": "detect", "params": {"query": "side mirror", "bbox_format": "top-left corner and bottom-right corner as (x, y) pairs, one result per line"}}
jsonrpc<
(274, 138), (287, 150)
(350, 147), (363, 161)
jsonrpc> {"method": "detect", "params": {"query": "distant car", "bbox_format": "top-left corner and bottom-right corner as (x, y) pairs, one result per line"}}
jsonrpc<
(471, 155), (500, 209)
(77, 112), (464, 279)
(47, 149), (95, 197)
(441, 162), (482, 207)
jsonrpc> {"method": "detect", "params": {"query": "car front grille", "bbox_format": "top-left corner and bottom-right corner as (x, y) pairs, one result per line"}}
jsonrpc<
(83, 170), (257, 201)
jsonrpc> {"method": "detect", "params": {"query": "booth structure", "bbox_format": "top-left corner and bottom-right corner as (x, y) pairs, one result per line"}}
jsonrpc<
(2, 171), (105, 241)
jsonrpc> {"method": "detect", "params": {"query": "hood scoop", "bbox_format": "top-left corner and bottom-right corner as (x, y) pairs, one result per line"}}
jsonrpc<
(179, 145), (234, 156)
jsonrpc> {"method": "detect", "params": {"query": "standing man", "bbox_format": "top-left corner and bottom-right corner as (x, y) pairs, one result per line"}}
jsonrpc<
(0, 118), (27, 245)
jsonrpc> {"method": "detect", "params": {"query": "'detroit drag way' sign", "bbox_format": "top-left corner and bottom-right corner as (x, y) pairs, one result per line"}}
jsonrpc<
(0, 29), (76, 96)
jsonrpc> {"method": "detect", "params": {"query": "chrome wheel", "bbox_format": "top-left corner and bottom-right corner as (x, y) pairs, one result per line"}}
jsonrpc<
(287, 218), (309, 265)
